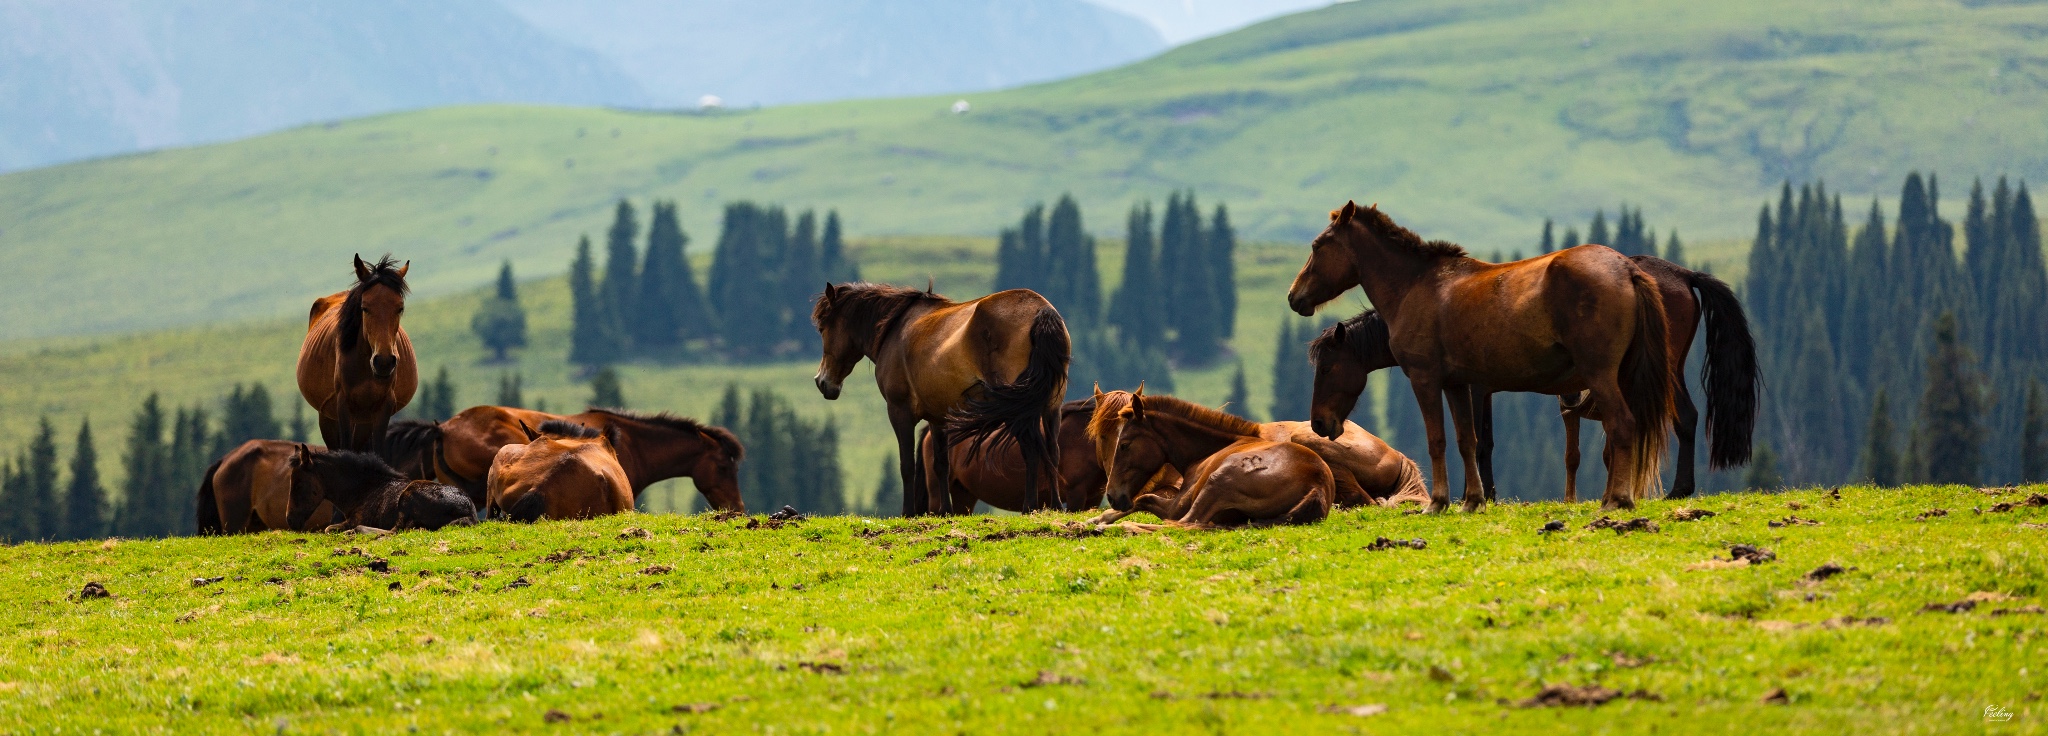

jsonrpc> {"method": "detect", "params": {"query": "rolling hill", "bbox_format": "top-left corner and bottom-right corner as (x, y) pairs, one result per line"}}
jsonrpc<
(1, 0), (2044, 341)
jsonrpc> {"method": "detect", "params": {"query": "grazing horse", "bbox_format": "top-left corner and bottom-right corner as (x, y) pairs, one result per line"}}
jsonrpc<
(1308, 256), (1757, 501)
(298, 255), (416, 453)
(388, 407), (744, 513)
(1288, 201), (1673, 511)
(812, 282), (1071, 516)
(486, 421), (635, 521)
(196, 439), (328, 534)
(1086, 389), (1333, 528)
(921, 398), (1106, 514)
(261, 444), (475, 532)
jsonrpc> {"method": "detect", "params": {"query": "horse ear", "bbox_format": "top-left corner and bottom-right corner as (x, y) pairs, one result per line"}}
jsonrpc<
(1091, 382), (1102, 400)
(396, 260), (410, 279)
(1129, 391), (1145, 419)
(926, 276), (935, 294)
(1338, 201), (1359, 224)
(822, 282), (837, 304)
(517, 420), (540, 441)
(1134, 380), (1146, 397)
(353, 254), (372, 282)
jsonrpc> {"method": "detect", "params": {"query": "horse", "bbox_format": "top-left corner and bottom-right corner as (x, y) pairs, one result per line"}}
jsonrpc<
(1288, 201), (1673, 511)
(297, 255), (416, 454)
(1308, 255), (1757, 501)
(812, 282), (1070, 516)
(196, 439), (328, 534)
(388, 406), (744, 513)
(1085, 389), (1333, 529)
(1087, 388), (1427, 510)
(486, 420), (635, 521)
(290, 445), (476, 531)
(920, 398), (1105, 514)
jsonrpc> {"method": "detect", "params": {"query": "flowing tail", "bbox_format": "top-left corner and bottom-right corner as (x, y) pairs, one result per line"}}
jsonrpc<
(195, 458), (225, 535)
(1619, 268), (1676, 500)
(1682, 269), (1759, 468)
(1386, 454), (1431, 507)
(947, 306), (1071, 511)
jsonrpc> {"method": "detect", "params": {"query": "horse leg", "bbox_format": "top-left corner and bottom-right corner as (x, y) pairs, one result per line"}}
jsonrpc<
(1588, 377), (1639, 512)
(1562, 408), (1581, 503)
(1042, 407), (1064, 512)
(1408, 377), (1452, 514)
(890, 406), (922, 518)
(1472, 387), (1497, 503)
(317, 415), (343, 452)
(1667, 379), (1699, 499)
(1444, 385), (1486, 513)
(928, 424), (957, 516)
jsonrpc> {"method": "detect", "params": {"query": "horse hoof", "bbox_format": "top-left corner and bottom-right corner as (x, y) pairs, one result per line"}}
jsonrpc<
(1461, 500), (1485, 513)
(1427, 502), (1450, 514)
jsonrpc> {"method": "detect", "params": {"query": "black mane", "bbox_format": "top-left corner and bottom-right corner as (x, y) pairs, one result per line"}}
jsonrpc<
(1350, 206), (1467, 260)
(537, 419), (602, 439)
(810, 282), (949, 354)
(1310, 309), (1394, 368)
(337, 254), (410, 352)
(586, 408), (745, 461)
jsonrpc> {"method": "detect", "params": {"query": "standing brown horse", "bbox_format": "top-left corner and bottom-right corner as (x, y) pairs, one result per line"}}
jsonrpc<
(1086, 390), (1333, 528)
(388, 406), (744, 512)
(813, 282), (1070, 516)
(1288, 202), (1672, 511)
(921, 398), (1105, 514)
(298, 255), (416, 454)
(486, 421), (635, 521)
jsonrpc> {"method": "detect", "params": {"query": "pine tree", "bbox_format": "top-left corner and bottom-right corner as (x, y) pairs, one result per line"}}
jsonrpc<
(781, 210), (826, 349)
(715, 384), (743, 434)
(412, 368), (457, 422)
(164, 407), (209, 537)
(27, 417), (59, 541)
(1745, 444), (1783, 490)
(634, 203), (703, 351)
(708, 203), (781, 358)
(1209, 204), (1238, 340)
(1162, 192), (1220, 363)
(568, 235), (615, 366)
(591, 367), (626, 409)
(1560, 228), (1580, 249)
(1916, 312), (1985, 485)
(1108, 201), (1166, 351)
(289, 403), (308, 444)
(1862, 389), (1899, 487)
(0, 458), (23, 541)
(2024, 379), (2047, 483)
(498, 373), (524, 408)
(1664, 231), (1685, 267)
(115, 394), (168, 538)
(64, 419), (106, 540)
(1588, 209), (1610, 248)
(1539, 219), (1554, 254)
(601, 200), (641, 354)
(1043, 195), (1099, 325)
(1269, 319), (1313, 421)
(215, 383), (282, 457)
(872, 456), (901, 517)
(1224, 362), (1253, 420)
(820, 211), (860, 283)
(472, 260), (528, 362)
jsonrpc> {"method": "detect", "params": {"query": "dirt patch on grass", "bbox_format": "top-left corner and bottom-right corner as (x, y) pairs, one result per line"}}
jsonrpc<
(1670, 508), (1715, 522)
(1586, 517), (1659, 534)
(1517, 684), (1661, 707)
(1021, 670), (1084, 687)
(1364, 537), (1426, 551)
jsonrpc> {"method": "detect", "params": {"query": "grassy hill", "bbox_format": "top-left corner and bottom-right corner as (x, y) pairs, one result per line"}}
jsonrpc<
(2, 486), (2042, 732)
(0, 0), (2040, 339)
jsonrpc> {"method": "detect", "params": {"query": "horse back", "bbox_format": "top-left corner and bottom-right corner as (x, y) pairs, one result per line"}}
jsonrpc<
(446, 406), (562, 497)
(896, 290), (1051, 416)
(215, 439), (299, 533)
(1262, 420), (1411, 503)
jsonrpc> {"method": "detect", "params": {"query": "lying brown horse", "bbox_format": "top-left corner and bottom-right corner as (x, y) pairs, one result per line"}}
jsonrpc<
(389, 407), (744, 512)
(290, 446), (476, 531)
(196, 439), (325, 534)
(1289, 202), (1673, 511)
(813, 282), (1070, 516)
(487, 421), (634, 521)
(1086, 389), (1333, 528)
(1309, 255), (1757, 501)
(298, 255), (416, 453)
(920, 398), (1105, 514)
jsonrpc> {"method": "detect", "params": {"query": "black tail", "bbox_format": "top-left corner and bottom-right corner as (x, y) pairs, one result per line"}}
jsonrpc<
(382, 420), (443, 479)
(947, 306), (1070, 511)
(195, 458), (225, 535)
(505, 491), (548, 523)
(1618, 269), (1675, 500)
(1683, 269), (1760, 468)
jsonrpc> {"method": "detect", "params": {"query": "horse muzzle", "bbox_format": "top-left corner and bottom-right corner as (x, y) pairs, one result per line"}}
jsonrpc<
(370, 354), (399, 377)
(814, 373), (841, 400)
(1286, 292), (1319, 318)
(1310, 416), (1343, 441)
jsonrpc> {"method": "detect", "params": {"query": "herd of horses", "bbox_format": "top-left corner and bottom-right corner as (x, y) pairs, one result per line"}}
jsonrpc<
(194, 202), (1759, 535)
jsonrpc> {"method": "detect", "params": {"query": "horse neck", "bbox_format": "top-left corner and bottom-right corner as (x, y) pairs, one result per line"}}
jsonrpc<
(866, 299), (943, 361)
(1147, 413), (1253, 469)
(603, 419), (703, 492)
(318, 469), (389, 514)
(1346, 230), (1439, 324)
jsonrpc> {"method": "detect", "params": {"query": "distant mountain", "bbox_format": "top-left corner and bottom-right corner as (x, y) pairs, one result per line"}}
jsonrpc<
(497, 0), (1168, 107)
(0, 0), (643, 172)
(1084, 0), (1332, 43)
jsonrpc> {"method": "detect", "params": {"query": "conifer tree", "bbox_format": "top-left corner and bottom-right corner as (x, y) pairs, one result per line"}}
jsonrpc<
(214, 383), (282, 458)
(115, 394), (167, 538)
(1588, 209), (1610, 248)
(1043, 195), (1093, 323)
(568, 236), (615, 366)
(2024, 379), (2047, 483)
(1108, 201), (1166, 351)
(601, 200), (640, 353)
(820, 211), (859, 283)
(591, 367), (625, 409)
(1161, 192), (1219, 363)
(64, 419), (106, 540)
(27, 417), (59, 541)
(1224, 363), (1253, 421)
(1664, 231), (1685, 267)
(781, 210), (826, 348)
(1862, 390), (1899, 487)
(634, 203), (700, 351)
(289, 403), (308, 444)
(0, 458), (23, 541)
(872, 456), (901, 517)
(1209, 204), (1238, 339)
(473, 260), (528, 362)
(1916, 312), (1984, 485)
(1745, 444), (1782, 490)
(498, 372), (524, 408)
(1560, 228), (1580, 249)
(164, 407), (209, 537)
(708, 203), (781, 358)
(1269, 319), (1313, 421)
(1539, 219), (1554, 253)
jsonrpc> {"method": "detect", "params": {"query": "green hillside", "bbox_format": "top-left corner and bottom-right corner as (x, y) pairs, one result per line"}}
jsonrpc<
(2, 487), (2042, 732)
(0, 0), (2038, 339)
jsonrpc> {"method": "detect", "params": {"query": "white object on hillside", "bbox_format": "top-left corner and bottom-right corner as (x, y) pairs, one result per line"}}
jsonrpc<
(952, 100), (972, 115)
(699, 95), (724, 110)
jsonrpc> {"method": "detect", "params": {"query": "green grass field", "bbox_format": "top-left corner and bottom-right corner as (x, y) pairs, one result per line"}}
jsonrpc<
(0, 0), (2036, 339)
(3, 485), (2043, 733)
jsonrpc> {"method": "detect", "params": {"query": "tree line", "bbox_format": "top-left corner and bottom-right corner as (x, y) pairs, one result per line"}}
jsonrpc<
(713, 384), (850, 515)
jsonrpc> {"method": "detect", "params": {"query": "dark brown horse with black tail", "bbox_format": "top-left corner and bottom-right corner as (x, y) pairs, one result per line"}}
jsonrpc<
(921, 398), (1105, 514)
(298, 255), (416, 454)
(813, 282), (1071, 516)
(1289, 201), (1673, 511)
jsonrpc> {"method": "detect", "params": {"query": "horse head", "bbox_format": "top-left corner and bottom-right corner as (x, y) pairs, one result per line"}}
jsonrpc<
(1308, 310), (1395, 441)
(1101, 389), (1171, 513)
(810, 282), (862, 399)
(1288, 201), (1366, 316)
(688, 426), (746, 513)
(345, 254), (410, 378)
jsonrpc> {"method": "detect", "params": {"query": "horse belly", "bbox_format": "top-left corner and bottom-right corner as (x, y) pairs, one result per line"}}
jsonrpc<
(1201, 442), (1323, 519)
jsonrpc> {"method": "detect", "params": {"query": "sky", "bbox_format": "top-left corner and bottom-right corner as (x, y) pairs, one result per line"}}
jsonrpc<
(1085, 0), (1334, 43)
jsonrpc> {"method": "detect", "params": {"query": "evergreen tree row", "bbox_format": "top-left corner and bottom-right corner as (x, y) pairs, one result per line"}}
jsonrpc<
(990, 195), (1181, 397)
(1538, 205), (1683, 262)
(713, 385), (846, 515)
